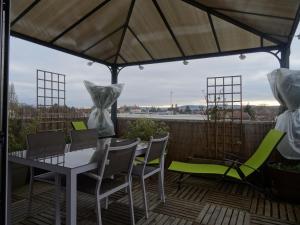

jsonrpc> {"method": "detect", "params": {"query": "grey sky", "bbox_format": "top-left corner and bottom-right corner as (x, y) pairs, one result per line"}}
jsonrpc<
(9, 26), (300, 108)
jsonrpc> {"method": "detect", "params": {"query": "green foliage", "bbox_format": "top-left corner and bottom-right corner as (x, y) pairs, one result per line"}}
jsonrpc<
(8, 119), (38, 152)
(269, 162), (300, 173)
(124, 118), (169, 141)
(244, 104), (256, 120)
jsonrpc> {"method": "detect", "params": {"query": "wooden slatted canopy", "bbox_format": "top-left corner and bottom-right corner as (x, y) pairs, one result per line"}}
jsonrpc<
(10, 0), (300, 67)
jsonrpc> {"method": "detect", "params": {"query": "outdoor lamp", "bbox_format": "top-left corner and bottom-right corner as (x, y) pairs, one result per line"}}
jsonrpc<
(87, 61), (94, 66)
(239, 54), (246, 60)
(183, 60), (189, 65)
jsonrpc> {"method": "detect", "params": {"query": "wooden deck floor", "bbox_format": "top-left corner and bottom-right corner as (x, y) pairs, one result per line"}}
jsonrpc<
(11, 172), (300, 225)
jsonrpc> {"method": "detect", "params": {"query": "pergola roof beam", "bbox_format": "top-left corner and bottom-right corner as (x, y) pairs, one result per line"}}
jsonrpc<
(181, 0), (285, 46)
(128, 26), (154, 60)
(207, 13), (220, 52)
(81, 25), (125, 53)
(210, 7), (294, 21)
(11, 31), (112, 66)
(120, 45), (280, 67)
(11, 0), (40, 26)
(288, 4), (300, 46)
(114, 0), (136, 64)
(153, 0), (186, 57)
(50, 0), (111, 44)
(119, 54), (128, 63)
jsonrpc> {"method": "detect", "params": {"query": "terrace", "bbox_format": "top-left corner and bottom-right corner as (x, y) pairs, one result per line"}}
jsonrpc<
(1, 1), (300, 225)
(11, 172), (300, 225)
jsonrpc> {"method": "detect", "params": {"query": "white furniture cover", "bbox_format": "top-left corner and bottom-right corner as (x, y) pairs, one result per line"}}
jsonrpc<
(268, 68), (300, 159)
(84, 80), (124, 137)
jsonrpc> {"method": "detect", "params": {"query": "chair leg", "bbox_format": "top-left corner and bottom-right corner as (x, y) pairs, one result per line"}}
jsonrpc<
(141, 177), (149, 219)
(105, 197), (108, 210)
(159, 170), (166, 203)
(128, 178), (135, 225)
(96, 196), (102, 225)
(27, 168), (34, 216)
(54, 174), (61, 225)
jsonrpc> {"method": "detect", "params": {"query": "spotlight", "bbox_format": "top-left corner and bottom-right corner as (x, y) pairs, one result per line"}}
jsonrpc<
(239, 54), (246, 60)
(183, 60), (189, 65)
(139, 65), (144, 70)
(87, 61), (94, 66)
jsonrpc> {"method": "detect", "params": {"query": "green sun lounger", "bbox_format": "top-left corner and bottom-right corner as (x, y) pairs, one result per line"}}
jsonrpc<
(169, 129), (285, 185)
(71, 121), (87, 130)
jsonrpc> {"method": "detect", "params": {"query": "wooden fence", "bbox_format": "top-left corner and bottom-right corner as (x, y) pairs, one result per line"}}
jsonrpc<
(117, 117), (275, 165)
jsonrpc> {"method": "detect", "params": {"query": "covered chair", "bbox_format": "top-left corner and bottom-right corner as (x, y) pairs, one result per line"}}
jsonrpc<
(132, 133), (169, 218)
(26, 131), (66, 219)
(77, 138), (140, 225)
(169, 129), (285, 189)
(69, 129), (98, 151)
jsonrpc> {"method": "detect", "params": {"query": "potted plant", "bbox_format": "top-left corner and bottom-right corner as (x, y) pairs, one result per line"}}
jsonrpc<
(268, 161), (300, 202)
(123, 118), (169, 141)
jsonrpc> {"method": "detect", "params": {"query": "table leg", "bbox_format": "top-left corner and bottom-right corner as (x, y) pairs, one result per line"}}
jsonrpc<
(66, 171), (77, 225)
(7, 162), (11, 225)
(54, 174), (61, 225)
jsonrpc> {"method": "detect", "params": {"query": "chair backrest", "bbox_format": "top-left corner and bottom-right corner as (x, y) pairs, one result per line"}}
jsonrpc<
(26, 131), (66, 158)
(70, 129), (98, 151)
(99, 139), (139, 179)
(144, 133), (169, 165)
(71, 121), (87, 130)
(240, 129), (285, 177)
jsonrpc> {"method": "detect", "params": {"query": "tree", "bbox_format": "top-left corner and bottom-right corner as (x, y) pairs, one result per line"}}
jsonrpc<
(8, 83), (19, 115)
(184, 105), (192, 114)
(244, 104), (256, 120)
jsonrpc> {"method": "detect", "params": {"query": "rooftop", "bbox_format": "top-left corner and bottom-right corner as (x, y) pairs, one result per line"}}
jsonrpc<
(12, 172), (300, 225)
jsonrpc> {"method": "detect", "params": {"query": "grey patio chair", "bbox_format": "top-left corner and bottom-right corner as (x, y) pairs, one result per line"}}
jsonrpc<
(77, 138), (140, 225)
(26, 131), (66, 217)
(132, 133), (169, 219)
(69, 128), (98, 151)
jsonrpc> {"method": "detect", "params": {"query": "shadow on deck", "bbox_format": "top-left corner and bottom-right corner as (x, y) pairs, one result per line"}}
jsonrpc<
(12, 172), (300, 225)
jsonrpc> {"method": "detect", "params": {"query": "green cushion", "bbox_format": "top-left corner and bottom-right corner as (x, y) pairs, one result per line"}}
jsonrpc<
(239, 129), (285, 176)
(72, 121), (87, 130)
(168, 161), (241, 180)
(168, 129), (285, 180)
(135, 157), (160, 165)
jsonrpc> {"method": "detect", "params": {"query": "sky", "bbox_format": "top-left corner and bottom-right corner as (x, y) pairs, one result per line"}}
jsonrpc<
(9, 26), (300, 108)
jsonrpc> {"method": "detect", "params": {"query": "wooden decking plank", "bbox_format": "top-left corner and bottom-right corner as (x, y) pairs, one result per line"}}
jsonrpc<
(11, 171), (300, 225)
(208, 205), (221, 225)
(229, 208), (238, 225)
(215, 207), (227, 225)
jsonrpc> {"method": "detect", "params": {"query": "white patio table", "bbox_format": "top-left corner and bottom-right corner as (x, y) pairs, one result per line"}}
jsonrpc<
(8, 142), (148, 225)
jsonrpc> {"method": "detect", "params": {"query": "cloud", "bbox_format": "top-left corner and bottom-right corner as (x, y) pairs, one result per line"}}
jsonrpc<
(9, 25), (300, 107)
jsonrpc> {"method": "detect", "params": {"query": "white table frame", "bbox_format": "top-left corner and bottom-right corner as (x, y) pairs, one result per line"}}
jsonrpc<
(8, 146), (146, 225)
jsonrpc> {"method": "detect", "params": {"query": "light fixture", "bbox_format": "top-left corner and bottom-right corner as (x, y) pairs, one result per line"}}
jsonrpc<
(139, 65), (144, 70)
(183, 60), (189, 65)
(296, 34), (300, 39)
(87, 61), (94, 66)
(239, 54), (246, 60)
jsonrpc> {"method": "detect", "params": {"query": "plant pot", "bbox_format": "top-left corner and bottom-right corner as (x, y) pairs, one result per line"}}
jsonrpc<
(268, 163), (300, 203)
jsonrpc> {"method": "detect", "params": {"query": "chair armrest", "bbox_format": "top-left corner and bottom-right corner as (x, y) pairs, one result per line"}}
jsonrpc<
(84, 172), (102, 181)
(225, 158), (260, 173)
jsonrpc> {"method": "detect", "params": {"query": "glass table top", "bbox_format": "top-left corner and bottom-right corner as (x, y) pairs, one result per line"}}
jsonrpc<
(9, 142), (148, 169)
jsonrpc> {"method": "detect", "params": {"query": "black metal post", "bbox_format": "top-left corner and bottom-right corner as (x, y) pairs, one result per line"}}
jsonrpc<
(0, 0), (10, 224)
(280, 46), (290, 68)
(110, 65), (119, 136)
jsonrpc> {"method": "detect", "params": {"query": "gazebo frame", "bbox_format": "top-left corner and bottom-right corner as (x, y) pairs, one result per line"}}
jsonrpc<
(1, 1), (300, 224)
